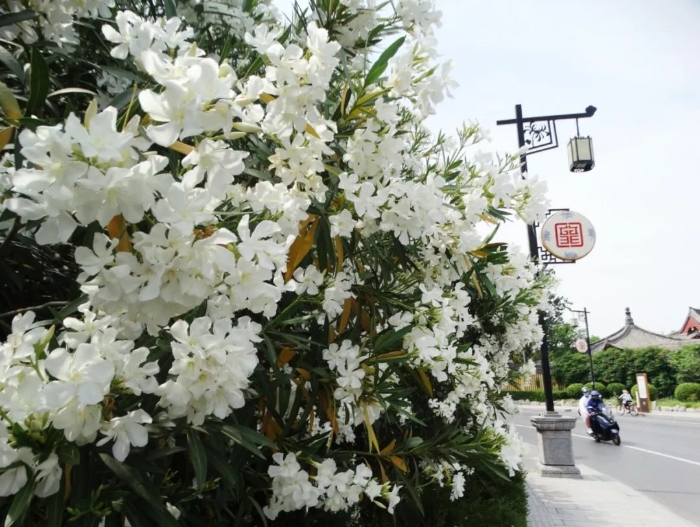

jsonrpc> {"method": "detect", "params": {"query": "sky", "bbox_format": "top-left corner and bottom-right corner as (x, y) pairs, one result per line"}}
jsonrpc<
(427, 0), (700, 338)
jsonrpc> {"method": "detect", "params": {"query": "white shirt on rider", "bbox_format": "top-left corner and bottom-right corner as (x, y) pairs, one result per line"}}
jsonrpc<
(578, 394), (590, 418)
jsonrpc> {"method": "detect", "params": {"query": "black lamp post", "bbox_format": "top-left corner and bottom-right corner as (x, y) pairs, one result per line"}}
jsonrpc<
(570, 307), (595, 389)
(496, 105), (597, 413)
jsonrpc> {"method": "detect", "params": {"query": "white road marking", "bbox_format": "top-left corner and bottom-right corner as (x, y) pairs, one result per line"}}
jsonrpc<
(513, 424), (700, 468)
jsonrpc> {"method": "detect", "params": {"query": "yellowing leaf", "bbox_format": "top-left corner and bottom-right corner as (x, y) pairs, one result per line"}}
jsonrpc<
(359, 309), (371, 333)
(364, 406), (380, 453)
(284, 215), (319, 282)
(471, 274), (483, 299)
(378, 460), (388, 483)
(390, 455), (408, 473)
(107, 214), (131, 253)
(169, 141), (194, 155)
(338, 298), (353, 334)
(296, 368), (310, 381)
(277, 347), (295, 367)
(0, 82), (21, 119)
(417, 368), (433, 397)
(0, 126), (14, 150)
(478, 213), (498, 225)
(334, 236), (344, 271)
(380, 439), (396, 455)
(471, 249), (487, 258)
(304, 123), (320, 139)
(260, 93), (275, 104)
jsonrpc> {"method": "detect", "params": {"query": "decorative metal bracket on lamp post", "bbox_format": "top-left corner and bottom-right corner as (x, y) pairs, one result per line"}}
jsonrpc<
(497, 105), (597, 479)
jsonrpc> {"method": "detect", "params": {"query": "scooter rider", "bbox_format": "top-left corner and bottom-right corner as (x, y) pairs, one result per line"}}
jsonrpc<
(578, 387), (591, 431)
(586, 391), (606, 436)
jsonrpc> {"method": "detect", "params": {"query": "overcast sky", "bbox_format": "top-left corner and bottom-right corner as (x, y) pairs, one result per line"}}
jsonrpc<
(428, 0), (700, 338)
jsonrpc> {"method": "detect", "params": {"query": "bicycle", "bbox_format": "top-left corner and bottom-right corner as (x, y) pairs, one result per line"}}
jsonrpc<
(616, 402), (638, 416)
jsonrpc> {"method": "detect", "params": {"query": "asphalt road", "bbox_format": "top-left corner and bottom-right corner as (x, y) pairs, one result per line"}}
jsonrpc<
(511, 409), (700, 525)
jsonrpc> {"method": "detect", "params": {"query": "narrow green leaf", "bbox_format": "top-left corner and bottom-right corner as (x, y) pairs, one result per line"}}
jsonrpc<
(0, 10), (36, 29)
(15, 117), (47, 131)
(187, 429), (207, 489)
(57, 442), (80, 465)
(4, 475), (36, 527)
(146, 446), (186, 461)
(109, 86), (139, 111)
(54, 294), (88, 321)
(221, 425), (274, 459)
(206, 448), (241, 487)
(45, 478), (65, 527)
(99, 454), (161, 505)
(25, 47), (49, 117)
(364, 36), (405, 87)
(47, 87), (96, 98)
(163, 0), (177, 17)
(100, 66), (143, 83)
(0, 46), (24, 82)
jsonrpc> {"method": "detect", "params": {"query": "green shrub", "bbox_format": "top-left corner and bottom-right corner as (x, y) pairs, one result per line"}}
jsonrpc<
(606, 382), (626, 397)
(584, 383), (608, 397)
(631, 383), (658, 401)
(566, 383), (585, 398)
(674, 383), (700, 402)
(505, 390), (568, 402)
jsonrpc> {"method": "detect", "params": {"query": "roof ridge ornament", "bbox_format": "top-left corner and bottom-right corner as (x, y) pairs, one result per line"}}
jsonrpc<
(625, 307), (634, 325)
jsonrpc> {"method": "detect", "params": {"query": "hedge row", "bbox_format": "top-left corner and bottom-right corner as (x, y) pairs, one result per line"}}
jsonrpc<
(505, 390), (568, 402)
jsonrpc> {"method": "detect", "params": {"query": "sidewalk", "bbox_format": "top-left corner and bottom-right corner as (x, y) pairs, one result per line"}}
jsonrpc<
(515, 403), (700, 422)
(524, 458), (697, 526)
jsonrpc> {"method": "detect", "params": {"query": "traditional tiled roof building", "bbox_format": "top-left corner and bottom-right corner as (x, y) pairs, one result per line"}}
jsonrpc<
(590, 308), (689, 353)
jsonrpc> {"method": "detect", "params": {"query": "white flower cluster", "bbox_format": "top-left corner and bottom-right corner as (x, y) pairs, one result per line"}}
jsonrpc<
(264, 453), (401, 519)
(0, 0), (114, 45)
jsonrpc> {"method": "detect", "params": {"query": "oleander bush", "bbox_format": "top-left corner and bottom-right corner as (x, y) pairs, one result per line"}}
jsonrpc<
(0, 0), (551, 525)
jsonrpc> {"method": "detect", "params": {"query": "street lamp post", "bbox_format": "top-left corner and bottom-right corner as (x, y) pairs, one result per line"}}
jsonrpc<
(497, 105), (597, 478)
(496, 104), (596, 413)
(570, 307), (595, 389)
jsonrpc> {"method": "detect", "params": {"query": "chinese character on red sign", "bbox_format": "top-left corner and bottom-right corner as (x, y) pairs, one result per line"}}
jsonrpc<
(554, 222), (584, 248)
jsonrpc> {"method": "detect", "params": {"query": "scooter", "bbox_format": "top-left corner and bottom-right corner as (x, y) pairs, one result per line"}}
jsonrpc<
(590, 406), (621, 445)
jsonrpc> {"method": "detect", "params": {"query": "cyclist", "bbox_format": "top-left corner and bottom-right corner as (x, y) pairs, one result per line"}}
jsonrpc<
(618, 389), (633, 411)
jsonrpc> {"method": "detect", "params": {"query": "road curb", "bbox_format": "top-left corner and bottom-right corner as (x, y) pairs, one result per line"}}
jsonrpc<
(514, 404), (700, 421)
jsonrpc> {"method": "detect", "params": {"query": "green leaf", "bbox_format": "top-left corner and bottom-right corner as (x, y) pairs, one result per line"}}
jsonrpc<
(146, 446), (187, 461)
(205, 448), (241, 487)
(364, 36), (405, 87)
(0, 10), (36, 29)
(47, 87), (96, 99)
(58, 442), (80, 465)
(99, 454), (162, 505)
(163, 0), (177, 17)
(221, 424), (275, 459)
(25, 47), (49, 117)
(54, 294), (88, 321)
(187, 429), (207, 489)
(109, 86), (139, 111)
(0, 46), (24, 82)
(45, 478), (65, 527)
(4, 475), (36, 527)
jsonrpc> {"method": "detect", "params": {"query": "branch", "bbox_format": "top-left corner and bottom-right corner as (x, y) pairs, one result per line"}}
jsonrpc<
(0, 301), (68, 319)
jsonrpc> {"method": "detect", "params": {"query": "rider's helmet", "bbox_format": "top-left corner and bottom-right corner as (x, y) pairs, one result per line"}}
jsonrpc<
(582, 387), (590, 394)
(590, 390), (601, 398)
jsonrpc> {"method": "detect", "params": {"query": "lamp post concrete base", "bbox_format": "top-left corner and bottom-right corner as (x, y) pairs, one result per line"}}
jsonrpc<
(531, 412), (581, 478)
